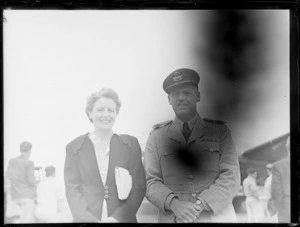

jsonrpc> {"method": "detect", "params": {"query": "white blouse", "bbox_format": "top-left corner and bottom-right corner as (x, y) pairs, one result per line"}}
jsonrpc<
(89, 132), (111, 221)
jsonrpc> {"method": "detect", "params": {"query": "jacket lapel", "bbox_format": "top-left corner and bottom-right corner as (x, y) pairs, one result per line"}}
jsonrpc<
(105, 134), (129, 186)
(77, 134), (103, 184)
(188, 117), (206, 144)
(167, 121), (186, 144)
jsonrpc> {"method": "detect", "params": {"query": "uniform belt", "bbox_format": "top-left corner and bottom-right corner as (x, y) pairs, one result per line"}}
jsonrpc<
(166, 183), (209, 193)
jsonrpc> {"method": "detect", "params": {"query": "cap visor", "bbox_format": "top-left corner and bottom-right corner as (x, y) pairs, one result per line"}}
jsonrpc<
(165, 81), (198, 94)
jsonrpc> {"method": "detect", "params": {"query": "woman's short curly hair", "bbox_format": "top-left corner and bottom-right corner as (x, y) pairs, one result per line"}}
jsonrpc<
(86, 88), (121, 122)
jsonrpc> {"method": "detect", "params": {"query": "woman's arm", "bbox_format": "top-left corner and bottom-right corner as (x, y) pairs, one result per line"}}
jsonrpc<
(64, 144), (99, 222)
(110, 137), (146, 222)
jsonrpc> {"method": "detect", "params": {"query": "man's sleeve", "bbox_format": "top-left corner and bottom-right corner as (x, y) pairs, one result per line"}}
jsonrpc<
(271, 164), (282, 211)
(27, 161), (37, 186)
(144, 130), (176, 213)
(64, 144), (99, 222)
(198, 125), (241, 214)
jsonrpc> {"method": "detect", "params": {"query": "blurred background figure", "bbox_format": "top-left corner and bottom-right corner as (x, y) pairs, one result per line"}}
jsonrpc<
(271, 136), (290, 223)
(4, 177), (21, 223)
(242, 168), (263, 222)
(35, 166), (64, 223)
(261, 164), (277, 222)
(4, 141), (37, 223)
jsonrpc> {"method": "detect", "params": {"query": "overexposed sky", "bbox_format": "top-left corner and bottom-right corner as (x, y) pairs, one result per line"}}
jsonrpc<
(4, 10), (289, 181)
(4, 10), (208, 174)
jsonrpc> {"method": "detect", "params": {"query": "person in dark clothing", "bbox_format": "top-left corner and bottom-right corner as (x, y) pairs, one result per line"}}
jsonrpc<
(5, 141), (37, 223)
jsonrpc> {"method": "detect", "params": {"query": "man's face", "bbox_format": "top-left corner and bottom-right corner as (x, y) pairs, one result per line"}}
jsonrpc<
(22, 149), (32, 158)
(168, 85), (200, 121)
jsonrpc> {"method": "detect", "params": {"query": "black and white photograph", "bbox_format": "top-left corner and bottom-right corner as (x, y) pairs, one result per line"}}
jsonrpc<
(3, 9), (293, 223)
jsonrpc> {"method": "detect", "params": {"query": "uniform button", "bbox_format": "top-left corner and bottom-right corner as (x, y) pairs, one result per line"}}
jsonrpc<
(104, 190), (108, 194)
(192, 193), (197, 197)
(104, 185), (109, 189)
(104, 195), (109, 199)
(188, 175), (194, 180)
(196, 200), (202, 205)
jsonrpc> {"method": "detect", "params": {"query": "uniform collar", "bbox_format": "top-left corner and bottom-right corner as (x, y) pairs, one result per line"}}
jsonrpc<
(168, 114), (206, 144)
(175, 114), (199, 131)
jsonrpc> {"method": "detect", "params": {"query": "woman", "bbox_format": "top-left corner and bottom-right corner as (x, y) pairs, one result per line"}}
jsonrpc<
(64, 88), (146, 223)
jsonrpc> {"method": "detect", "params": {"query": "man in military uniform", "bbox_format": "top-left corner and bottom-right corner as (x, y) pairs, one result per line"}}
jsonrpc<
(144, 68), (240, 223)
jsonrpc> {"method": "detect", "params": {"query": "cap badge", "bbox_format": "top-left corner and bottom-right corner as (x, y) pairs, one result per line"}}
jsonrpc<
(173, 71), (183, 82)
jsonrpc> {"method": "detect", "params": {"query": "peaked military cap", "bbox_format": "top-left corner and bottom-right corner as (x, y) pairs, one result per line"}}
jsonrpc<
(163, 68), (200, 94)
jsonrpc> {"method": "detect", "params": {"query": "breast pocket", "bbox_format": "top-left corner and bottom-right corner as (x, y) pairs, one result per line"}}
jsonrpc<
(158, 143), (188, 184)
(193, 141), (220, 173)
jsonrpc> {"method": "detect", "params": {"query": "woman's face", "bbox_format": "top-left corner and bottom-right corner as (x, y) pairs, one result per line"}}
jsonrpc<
(88, 97), (117, 131)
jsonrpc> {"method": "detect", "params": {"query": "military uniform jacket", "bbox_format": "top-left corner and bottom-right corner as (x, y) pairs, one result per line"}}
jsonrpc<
(144, 116), (240, 222)
(64, 133), (146, 223)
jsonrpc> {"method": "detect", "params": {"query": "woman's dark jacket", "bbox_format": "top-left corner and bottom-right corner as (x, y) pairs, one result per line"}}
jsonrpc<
(64, 133), (146, 223)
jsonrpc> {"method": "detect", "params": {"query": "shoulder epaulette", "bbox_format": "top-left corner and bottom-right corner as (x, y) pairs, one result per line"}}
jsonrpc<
(203, 118), (226, 124)
(153, 120), (173, 130)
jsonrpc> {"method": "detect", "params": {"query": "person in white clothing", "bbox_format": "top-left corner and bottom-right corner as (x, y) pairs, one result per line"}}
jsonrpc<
(242, 168), (264, 222)
(35, 166), (63, 223)
(261, 164), (277, 222)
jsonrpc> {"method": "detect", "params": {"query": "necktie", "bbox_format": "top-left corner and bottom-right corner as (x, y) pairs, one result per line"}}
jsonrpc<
(182, 122), (191, 142)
